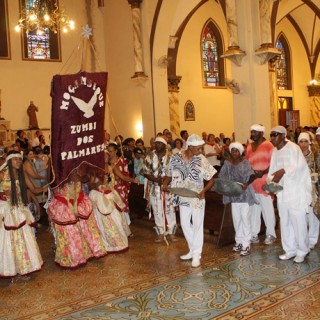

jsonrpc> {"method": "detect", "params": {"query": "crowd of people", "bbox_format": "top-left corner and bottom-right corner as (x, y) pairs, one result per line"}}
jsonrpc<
(0, 124), (319, 283)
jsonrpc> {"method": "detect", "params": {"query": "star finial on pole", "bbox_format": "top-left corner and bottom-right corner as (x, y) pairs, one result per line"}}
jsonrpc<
(82, 24), (92, 39)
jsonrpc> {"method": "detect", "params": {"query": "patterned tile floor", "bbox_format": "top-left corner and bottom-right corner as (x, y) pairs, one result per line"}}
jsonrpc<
(1, 216), (320, 320)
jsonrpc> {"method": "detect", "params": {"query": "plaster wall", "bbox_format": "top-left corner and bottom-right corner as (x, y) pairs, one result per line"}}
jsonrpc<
(176, 1), (234, 138)
(275, 19), (313, 126)
(0, 0), (104, 134)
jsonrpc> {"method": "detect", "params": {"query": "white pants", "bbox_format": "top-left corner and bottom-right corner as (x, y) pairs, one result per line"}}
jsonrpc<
(307, 207), (319, 246)
(278, 202), (309, 257)
(150, 187), (176, 234)
(231, 203), (251, 248)
(179, 205), (204, 259)
(250, 193), (276, 238)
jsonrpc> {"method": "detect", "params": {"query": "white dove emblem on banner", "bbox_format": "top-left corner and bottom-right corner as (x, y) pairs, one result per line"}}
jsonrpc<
(71, 87), (100, 118)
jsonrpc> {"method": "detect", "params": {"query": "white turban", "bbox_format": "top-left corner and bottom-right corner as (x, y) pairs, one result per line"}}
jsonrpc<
(229, 142), (244, 155)
(250, 124), (265, 132)
(154, 136), (167, 145)
(298, 132), (311, 144)
(186, 134), (205, 147)
(316, 127), (320, 136)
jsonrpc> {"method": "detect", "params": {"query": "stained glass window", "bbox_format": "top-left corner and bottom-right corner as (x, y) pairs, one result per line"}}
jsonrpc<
(0, 0), (10, 59)
(20, 0), (61, 61)
(201, 20), (225, 87)
(275, 35), (291, 90)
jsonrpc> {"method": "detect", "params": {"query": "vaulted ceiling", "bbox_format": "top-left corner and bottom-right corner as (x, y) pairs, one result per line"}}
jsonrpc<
(275, 0), (320, 79)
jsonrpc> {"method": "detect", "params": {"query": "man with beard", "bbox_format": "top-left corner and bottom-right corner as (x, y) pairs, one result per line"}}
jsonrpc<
(245, 124), (276, 245)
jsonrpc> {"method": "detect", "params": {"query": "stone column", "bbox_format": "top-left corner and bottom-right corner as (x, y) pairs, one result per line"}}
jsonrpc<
(255, 0), (280, 64)
(127, 0), (148, 82)
(222, 0), (246, 66)
(229, 1), (273, 142)
(168, 76), (181, 138)
(308, 85), (320, 126)
(268, 59), (278, 127)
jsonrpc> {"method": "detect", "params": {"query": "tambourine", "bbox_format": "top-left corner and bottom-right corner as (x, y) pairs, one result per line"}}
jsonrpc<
(168, 187), (199, 198)
(212, 178), (243, 196)
(262, 182), (283, 194)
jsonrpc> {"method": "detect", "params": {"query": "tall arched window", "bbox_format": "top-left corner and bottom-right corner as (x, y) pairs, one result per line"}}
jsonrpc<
(275, 34), (291, 90)
(0, 0), (10, 59)
(20, 0), (61, 61)
(201, 20), (225, 87)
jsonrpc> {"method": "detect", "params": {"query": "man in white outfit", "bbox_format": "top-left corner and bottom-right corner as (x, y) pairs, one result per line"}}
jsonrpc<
(143, 136), (177, 242)
(269, 126), (312, 263)
(163, 134), (216, 268)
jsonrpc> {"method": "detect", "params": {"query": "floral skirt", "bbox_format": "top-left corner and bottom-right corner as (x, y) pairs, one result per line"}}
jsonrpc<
(0, 202), (43, 277)
(53, 213), (107, 268)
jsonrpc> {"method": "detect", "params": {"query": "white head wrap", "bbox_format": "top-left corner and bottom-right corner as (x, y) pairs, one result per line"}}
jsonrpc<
(0, 153), (23, 172)
(154, 136), (167, 145)
(298, 132), (311, 144)
(250, 124), (265, 132)
(229, 142), (244, 155)
(316, 127), (320, 136)
(186, 134), (205, 148)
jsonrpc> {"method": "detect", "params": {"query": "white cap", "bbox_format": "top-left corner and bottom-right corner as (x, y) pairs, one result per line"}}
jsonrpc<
(186, 134), (205, 147)
(250, 124), (265, 132)
(270, 125), (287, 134)
(154, 136), (167, 145)
(229, 142), (244, 155)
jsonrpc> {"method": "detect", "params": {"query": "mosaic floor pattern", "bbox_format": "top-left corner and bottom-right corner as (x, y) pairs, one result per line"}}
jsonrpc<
(54, 248), (320, 320)
(1, 217), (320, 320)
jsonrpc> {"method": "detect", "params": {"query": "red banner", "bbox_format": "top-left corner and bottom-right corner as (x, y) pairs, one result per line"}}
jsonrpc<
(50, 71), (107, 188)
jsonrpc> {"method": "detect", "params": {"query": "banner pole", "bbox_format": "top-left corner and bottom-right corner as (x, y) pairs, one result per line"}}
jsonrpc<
(81, 37), (89, 71)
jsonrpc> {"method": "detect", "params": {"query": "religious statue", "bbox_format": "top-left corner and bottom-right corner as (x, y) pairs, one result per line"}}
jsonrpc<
(27, 101), (39, 129)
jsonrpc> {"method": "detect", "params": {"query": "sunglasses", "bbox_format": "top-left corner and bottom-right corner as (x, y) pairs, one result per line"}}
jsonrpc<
(270, 132), (281, 138)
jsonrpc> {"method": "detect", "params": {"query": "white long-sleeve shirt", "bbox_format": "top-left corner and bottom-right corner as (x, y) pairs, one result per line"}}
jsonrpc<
(268, 140), (312, 211)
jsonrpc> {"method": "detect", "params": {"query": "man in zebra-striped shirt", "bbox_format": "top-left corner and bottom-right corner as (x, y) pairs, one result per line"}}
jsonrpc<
(163, 134), (216, 268)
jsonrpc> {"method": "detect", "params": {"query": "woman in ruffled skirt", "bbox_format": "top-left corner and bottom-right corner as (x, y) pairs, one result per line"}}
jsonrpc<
(47, 168), (107, 268)
(0, 151), (44, 282)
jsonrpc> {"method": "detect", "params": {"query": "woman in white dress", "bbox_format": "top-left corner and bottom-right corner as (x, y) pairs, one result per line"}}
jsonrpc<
(0, 151), (44, 282)
(203, 133), (221, 171)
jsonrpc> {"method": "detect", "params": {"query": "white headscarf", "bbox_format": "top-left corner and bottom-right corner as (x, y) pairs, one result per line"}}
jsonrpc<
(0, 153), (23, 172)
(298, 132), (311, 144)
(154, 136), (167, 145)
(229, 142), (244, 155)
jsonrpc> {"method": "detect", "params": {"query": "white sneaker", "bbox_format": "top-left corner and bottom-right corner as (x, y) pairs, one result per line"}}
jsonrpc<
(293, 256), (305, 263)
(264, 235), (276, 245)
(240, 247), (250, 256)
(191, 258), (201, 268)
(232, 243), (243, 252)
(279, 253), (296, 260)
(180, 253), (192, 260)
(250, 236), (259, 244)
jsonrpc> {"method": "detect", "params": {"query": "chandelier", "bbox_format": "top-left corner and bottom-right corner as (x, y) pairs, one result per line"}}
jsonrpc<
(15, 0), (75, 35)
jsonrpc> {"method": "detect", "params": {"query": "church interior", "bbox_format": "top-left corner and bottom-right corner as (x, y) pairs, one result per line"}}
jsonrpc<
(1, 0), (320, 319)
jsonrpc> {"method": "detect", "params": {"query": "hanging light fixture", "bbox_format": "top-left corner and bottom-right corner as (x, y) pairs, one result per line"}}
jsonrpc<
(15, 0), (75, 35)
